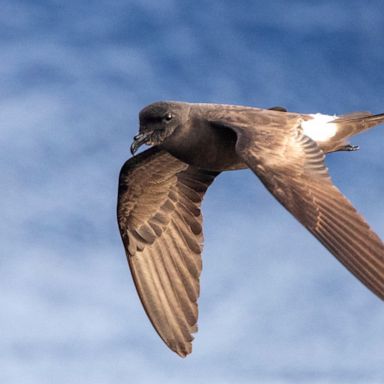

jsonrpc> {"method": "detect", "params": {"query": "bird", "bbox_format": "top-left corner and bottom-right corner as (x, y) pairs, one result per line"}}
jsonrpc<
(117, 101), (384, 357)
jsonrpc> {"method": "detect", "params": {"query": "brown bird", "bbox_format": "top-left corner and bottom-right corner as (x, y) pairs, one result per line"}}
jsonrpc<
(117, 101), (384, 357)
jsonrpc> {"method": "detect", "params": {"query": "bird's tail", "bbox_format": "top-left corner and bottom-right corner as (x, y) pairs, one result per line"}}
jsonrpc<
(326, 112), (384, 152)
(333, 112), (384, 138)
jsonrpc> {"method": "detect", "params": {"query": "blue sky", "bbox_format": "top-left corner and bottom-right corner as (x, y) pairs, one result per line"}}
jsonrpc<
(1, 1), (384, 383)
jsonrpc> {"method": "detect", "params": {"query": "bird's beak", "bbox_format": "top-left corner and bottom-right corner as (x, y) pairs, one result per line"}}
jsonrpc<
(130, 132), (151, 155)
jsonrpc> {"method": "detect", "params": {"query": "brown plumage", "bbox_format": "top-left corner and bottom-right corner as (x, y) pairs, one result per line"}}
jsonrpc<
(118, 147), (218, 356)
(117, 101), (384, 357)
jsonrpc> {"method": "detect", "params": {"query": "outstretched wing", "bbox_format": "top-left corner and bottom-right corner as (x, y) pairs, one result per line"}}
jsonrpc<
(213, 112), (384, 299)
(117, 146), (218, 356)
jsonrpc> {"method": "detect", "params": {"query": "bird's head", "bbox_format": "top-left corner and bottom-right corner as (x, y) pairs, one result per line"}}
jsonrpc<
(130, 101), (189, 155)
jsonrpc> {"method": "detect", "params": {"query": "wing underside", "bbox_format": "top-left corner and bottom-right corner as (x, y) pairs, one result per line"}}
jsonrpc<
(117, 147), (218, 356)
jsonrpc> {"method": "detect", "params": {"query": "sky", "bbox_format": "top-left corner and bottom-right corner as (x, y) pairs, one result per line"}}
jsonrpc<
(1, 1), (384, 383)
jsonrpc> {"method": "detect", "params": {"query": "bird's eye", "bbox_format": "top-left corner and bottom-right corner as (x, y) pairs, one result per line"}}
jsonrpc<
(163, 113), (173, 122)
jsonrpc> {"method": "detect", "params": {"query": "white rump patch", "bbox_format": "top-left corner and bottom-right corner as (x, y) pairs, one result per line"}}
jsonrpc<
(301, 113), (338, 142)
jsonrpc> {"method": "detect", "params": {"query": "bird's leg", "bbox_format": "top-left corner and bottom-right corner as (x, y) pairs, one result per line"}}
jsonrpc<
(339, 144), (360, 152)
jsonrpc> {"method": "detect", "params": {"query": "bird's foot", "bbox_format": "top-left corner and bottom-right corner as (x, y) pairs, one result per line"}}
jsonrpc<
(341, 144), (360, 152)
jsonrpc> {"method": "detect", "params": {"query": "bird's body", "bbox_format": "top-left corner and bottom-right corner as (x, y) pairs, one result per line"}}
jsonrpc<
(139, 102), (382, 170)
(141, 102), (244, 170)
(117, 101), (384, 357)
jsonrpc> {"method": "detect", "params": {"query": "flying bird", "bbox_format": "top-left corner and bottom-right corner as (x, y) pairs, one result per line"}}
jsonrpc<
(117, 101), (384, 357)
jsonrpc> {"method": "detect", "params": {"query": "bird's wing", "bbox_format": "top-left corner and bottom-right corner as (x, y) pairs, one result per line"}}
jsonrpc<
(211, 112), (384, 299)
(117, 146), (219, 356)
